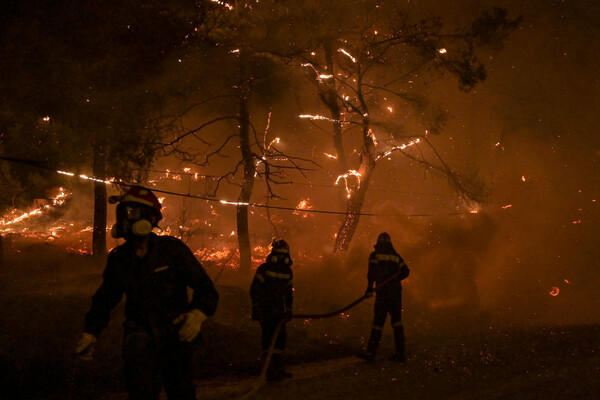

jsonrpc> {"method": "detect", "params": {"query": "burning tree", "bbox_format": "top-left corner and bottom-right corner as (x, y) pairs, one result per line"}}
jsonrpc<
(155, 0), (316, 274)
(0, 0), (201, 256)
(292, 2), (520, 252)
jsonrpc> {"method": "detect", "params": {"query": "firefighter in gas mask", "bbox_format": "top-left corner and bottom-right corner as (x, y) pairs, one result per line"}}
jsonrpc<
(250, 239), (294, 381)
(74, 186), (219, 400)
(358, 232), (410, 362)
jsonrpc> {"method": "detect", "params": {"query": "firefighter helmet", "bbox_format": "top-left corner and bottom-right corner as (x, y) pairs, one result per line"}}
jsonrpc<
(112, 186), (161, 214)
(270, 239), (292, 265)
(271, 239), (290, 253)
(377, 232), (392, 244)
(110, 186), (162, 238)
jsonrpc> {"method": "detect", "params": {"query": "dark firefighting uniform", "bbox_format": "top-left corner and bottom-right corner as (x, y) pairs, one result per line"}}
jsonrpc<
(249, 251), (293, 377)
(84, 233), (219, 400)
(365, 241), (409, 360)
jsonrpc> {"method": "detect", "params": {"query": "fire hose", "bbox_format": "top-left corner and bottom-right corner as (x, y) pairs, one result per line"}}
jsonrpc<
(235, 270), (403, 400)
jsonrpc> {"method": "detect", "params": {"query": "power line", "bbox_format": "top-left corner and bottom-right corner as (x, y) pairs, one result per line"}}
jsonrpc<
(0, 156), (475, 218)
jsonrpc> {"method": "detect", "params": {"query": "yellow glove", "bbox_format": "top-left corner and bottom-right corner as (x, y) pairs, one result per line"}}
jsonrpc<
(173, 309), (207, 342)
(74, 332), (97, 360)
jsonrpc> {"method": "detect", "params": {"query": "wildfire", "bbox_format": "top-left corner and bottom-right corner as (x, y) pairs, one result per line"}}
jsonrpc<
(220, 199), (250, 206)
(293, 199), (313, 217)
(57, 170), (113, 184)
(338, 48), (357, 63)
(298, 114), (349, 124)
(1, 187), (71, 232)
(549, 287), (560, 296)
(267, 137), (280, 149)
(210, 0), (234, 10)
(375, 138), (420, 161)
(335, 170), (362, 198)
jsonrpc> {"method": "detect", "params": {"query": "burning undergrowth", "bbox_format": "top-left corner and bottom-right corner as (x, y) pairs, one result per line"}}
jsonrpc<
(1, 202), (598, 399)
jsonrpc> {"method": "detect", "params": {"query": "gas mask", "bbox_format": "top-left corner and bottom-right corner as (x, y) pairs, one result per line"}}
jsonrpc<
(111, 203), (156, 239)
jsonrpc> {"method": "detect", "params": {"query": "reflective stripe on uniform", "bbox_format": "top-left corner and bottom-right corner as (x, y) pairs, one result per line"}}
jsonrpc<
(375, 254), (400, 263)
(392, 321), (404, 328)
(255, 273), (265, 282)
(265, 271), (292, 279)
(371, 325), (384, 331)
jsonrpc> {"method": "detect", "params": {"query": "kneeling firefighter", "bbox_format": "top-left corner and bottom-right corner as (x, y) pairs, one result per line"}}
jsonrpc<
(250, 239), (294, 381)
(74, 186), (219, 400)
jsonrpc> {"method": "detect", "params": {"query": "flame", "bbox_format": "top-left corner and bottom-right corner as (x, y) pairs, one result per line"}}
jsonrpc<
(549, 287), (560, 296)
(323, 153), (338, 159)
(335, 170), (362, 198)
(57, 171), (112, 184)
(338, 48), (357, 63)
(220, 199), (250, 206)
(1, 188), (71, 231)
(375, 138), (420, 160)
(293, 199), (313, 217)
(267, 137), (280, 149)
(210, 0), (234, 10)
(298, 114), (349, 124)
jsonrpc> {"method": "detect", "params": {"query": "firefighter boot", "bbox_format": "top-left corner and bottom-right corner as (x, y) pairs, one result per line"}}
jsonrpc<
(389, 326), (406, 362)
(357, 328), (382, 362)
(267, 353), (292, 381)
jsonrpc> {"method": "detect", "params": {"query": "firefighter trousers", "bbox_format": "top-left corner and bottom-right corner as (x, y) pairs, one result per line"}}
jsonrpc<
(122, 329), (196, 400)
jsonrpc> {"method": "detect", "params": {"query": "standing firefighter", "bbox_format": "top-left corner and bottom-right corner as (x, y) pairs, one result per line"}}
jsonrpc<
(359, 232), (410, 362)
(73, 186), (219, 400)
(250, 239), (294, 381)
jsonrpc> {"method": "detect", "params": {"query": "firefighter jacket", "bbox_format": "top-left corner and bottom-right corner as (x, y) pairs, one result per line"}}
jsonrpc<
(84, 233), (219, 339)
(367, 242), (409, 293)
(250, 252), (293, 316)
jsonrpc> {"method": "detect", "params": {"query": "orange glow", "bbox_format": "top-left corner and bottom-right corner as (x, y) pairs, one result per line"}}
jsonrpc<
(335, 170), (362, 198)
(337, 48), (357, 63)
(549, 287), (560, 296)
(293, 199), (313, 217)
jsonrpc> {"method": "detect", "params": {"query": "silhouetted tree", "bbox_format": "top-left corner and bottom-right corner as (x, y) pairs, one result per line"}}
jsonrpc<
(292, 2), (520, 252)
(0, 0), (200, 256)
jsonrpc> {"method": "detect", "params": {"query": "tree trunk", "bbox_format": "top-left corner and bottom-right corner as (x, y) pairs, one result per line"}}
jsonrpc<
(333, 122), (376, 253)
(321, 38), (349, 211)
(236, 83), (255, 275)
(92, 138), (107, 258)
(322, 39), (348, 175)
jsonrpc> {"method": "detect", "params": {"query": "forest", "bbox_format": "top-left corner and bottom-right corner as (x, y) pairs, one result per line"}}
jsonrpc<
(1, 0), (599, 399)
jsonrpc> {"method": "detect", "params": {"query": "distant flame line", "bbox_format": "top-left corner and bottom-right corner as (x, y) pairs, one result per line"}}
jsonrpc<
(0, 155), (479, 218)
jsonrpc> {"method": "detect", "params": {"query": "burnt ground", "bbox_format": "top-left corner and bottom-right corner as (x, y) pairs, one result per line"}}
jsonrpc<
(0, 236), (598, 400)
